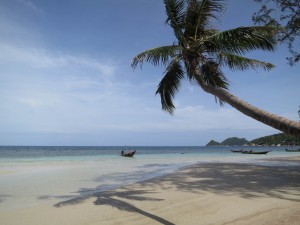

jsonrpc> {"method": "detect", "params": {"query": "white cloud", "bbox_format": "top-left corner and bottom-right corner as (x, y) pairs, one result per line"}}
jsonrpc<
(0, 43), (117, 77)
(17, 0), (44, 15)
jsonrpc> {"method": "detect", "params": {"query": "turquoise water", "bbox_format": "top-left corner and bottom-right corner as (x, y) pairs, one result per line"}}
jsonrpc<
(0, 146), (299, 210)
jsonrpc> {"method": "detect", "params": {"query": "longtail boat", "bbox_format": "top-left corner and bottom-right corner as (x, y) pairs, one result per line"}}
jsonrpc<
(121, 150), (136, 157)
(285, 148), (300, 152)
(230, 149), (243, 153)
(241, 150), (270, 154)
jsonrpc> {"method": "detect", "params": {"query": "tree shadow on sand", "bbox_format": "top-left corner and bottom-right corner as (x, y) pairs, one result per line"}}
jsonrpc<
(54, 189), (175, 225)
(52, 162), (300, 225)
(138, 163), (300, 202)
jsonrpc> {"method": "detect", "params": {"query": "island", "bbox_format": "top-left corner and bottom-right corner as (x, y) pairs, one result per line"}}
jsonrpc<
(206, 133), (300, 146)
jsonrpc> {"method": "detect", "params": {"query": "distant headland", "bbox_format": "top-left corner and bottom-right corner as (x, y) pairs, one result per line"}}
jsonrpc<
(206, 133), (300, 146)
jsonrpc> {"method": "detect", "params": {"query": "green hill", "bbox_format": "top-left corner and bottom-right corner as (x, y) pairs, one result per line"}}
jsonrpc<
(206, 137), (248, 146)
(206, 140), (221, 146)
(221, 137), (249, 146)
(206, 133), (300, 146)
(250, 133), (300, 146)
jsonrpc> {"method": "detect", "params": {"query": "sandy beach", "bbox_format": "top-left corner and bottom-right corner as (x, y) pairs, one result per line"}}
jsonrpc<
(1, 158), (300, 225)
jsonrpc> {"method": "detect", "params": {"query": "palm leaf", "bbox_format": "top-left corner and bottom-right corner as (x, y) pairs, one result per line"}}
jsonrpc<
(193, 60), (228, 105)
(131, 45), (179, 69)
(218, 53), (275, 71)
(200, 61), (229, 89)
(193, 0), (225, 37)
(184, 0), (225, 38)
(164, 0), (186, 25)
(164, 0), (187, 44)
(207, 26), (278, 54)
(156, 59), (185, 114)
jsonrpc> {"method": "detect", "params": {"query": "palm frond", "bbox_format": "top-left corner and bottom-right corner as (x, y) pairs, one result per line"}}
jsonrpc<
(200, 60), (229, 90)
(156, 59), (185, 114)
(207, 26), (278, 54)
(184, 0), (225, 38)
(218, 53), (275, 71)
(131, 45), (179, 69)
(164, 0), (186, 25)
(192, 0), (225, 37)
(191, 60), (228, 105)
(164, 0), (187, 44)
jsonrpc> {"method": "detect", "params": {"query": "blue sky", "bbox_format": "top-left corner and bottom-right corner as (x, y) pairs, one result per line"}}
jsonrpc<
(0, 0), (299, 146)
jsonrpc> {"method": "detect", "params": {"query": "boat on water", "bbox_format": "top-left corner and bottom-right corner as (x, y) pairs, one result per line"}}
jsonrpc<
(241, 150), (270, 154)
(230, 149), (271, 154)
(230, 149), (243, 153)
(121, 150), (136, 157)
(285, 148), (300, 152)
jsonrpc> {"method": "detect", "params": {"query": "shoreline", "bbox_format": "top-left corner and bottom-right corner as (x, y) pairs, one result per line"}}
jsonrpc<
(1, 157), (300, 225)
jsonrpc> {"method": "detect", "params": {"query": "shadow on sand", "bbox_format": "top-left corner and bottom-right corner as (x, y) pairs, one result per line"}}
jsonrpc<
(53, 162), (300, 224)
(138, 163), (300, 201)
(54, 189), (175, 225)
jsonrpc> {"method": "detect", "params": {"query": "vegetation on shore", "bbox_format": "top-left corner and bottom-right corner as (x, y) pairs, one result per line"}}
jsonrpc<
(207, 133), (300, 146)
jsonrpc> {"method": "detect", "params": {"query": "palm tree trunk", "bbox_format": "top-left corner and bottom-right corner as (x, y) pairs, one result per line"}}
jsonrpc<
(199, 82), (300, 137)
(189, 60), (300, 137)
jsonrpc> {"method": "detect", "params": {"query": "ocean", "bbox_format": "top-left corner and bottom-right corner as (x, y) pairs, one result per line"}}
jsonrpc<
(0, 145), (299, 210)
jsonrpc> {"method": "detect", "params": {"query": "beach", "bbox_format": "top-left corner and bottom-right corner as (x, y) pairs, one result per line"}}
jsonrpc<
(1, 155), (299, 225)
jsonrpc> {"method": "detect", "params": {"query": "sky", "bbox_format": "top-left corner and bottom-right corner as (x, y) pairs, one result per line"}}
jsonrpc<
(0, 0), (299, 146)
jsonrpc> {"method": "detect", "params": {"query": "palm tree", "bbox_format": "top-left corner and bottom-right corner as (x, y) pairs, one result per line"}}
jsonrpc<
(132, 0), (300, 137)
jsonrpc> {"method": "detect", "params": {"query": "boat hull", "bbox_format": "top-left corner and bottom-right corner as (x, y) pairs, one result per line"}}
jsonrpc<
(230, 150), (243, 153)
(241, 151), (270, 154)
(121, 151), (136, 157)
(285, 149), (300, 152)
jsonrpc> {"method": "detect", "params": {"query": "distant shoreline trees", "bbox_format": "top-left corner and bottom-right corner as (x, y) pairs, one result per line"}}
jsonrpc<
(206, 133), (300, 146)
